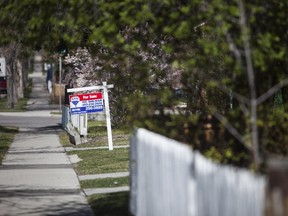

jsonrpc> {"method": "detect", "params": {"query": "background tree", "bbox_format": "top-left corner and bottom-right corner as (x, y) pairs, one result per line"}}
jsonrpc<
(63, 47), (105, 87)
(0, 43), (31, 108)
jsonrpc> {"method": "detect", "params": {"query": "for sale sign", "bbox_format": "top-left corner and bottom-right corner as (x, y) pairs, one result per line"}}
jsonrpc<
(69, 92), (104, 115)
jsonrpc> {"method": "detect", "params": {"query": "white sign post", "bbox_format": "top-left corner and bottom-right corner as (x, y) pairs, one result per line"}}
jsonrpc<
(67, 83), (114, 150)
(102, 82), (113, 151)
(0, 58), (6, 77)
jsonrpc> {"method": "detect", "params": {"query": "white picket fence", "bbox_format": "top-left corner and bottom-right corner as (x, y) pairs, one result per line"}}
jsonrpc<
(130, 128), (266, 216)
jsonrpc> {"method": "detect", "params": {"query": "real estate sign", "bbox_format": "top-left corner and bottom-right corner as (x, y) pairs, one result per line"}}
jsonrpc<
(69, 92), (104, 115)
(67, 82), (114, 150)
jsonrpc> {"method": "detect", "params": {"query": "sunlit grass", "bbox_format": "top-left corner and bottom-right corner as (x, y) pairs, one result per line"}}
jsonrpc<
(80, 176), (129, 189)
(59, 120), (131, 148)
(68, 148), (129, 175)
(0, 126), (18, 164)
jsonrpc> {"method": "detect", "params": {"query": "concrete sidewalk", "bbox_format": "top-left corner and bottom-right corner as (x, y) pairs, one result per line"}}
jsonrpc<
(0, 71), (94, 215)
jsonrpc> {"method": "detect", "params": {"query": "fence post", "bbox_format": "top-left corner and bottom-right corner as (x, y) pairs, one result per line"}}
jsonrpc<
(266, 157), (288, 216)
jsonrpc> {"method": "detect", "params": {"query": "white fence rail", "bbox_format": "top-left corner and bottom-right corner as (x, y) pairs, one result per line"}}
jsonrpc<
(130, 128), (266, 216)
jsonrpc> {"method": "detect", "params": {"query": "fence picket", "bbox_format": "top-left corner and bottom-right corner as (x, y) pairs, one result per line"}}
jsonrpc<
(130, 128), (266, 216)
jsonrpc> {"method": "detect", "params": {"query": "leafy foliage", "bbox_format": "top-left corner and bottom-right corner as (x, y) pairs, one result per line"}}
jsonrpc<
(1, 0), (288, 168)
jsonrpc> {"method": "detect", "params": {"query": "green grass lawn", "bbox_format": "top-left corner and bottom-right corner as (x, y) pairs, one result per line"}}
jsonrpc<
(83, 120), (131, 148)
(68, 148), (129, 175)
(59, 120), (131, 148)
(58, 131), (72, 147)
(0, 78), (32, 112)
(59, 120), (131, 216)
(68, 147), (131, 216)
(80, 176), (129, 189)
(88, 192), (131, 216)
(0, 126), (17, 164)
(0, 97), (29, 112)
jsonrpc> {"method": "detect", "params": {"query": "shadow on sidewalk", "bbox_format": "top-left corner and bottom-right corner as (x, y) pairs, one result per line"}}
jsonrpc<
(19, 124), (63, 135)
(0, 188), (93, 216)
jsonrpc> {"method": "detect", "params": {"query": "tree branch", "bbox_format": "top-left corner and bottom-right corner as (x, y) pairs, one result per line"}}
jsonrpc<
(210, 108), (252, 151)
(239, 0), (260, 168)
(214, 81), (250, 105)
(239, 102), (250, 116)
(225, 32), (243, 66)
(193, 22), (206, 31)
(256, 79), (288, 105)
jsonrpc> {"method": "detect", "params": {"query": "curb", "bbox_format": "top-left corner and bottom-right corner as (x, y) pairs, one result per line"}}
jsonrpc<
(83, 186), (130, 196)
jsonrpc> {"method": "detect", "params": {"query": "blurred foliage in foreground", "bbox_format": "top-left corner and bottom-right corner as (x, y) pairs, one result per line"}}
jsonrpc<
(1, 0), (288, 169)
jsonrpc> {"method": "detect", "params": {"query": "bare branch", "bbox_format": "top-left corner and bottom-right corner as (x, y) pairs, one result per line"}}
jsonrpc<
(225, 32), (243, 66)
(194, 22), (206, 31)
(256, 79), (288, 105)
(239, 0), (260, 168)
(191, 63), (250, 106)
(210, 108), (252, 151)
(239, 102), (249, 116)
(209, 79), (250, 105)
(239, 2), (256, 101)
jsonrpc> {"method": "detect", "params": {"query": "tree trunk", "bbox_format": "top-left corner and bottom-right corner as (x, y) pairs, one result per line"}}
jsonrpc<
(16, 59), (24, 99)
(0, 43), (23, 108)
